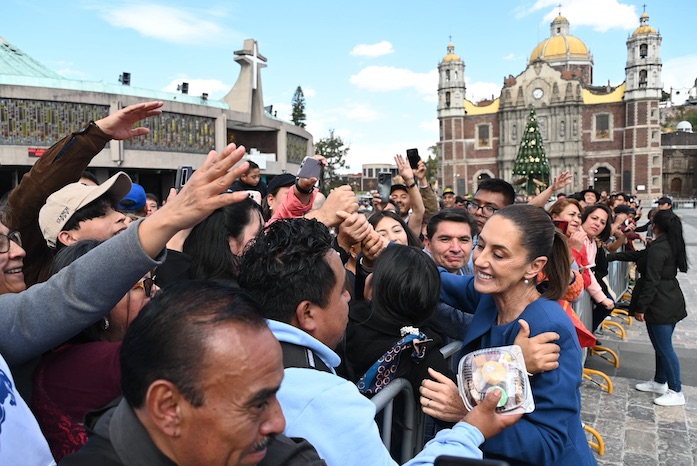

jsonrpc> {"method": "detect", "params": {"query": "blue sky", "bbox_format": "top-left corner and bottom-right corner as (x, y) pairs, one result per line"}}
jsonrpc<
(3, 0), (696, 172)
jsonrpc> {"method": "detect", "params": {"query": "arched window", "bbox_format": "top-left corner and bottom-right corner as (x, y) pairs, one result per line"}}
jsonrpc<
(639, 70), (648, 88)
(446, 70), (450, 82)
(639, 43), (648, 58)
(593, 167), (611, 193)
(445, 92), (451, 108)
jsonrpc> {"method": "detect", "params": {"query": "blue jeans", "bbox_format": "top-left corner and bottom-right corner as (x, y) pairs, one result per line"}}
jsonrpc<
(646, 322), (682, 392)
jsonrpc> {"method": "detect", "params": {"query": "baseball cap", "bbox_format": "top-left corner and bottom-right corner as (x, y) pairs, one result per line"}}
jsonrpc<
(443, 187), (455, 196)
(267, 173), (296, 196)
(390, 184), (408, 195)
(657, 196), (672, 205)
(39, 172), (132, 248)
(117, 183), (146, 210)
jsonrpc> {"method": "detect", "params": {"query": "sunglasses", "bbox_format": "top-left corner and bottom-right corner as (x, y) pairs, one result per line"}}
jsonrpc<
(133, 277), (155, 298)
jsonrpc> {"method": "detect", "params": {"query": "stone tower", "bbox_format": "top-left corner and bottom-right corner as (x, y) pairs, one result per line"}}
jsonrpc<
(437, 42), (467, 193)
(623, 10), (663, 198)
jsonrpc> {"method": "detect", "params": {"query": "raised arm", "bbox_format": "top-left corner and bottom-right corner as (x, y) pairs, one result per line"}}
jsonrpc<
(528, 171), (572, 208)
(395, 154), (425, 237)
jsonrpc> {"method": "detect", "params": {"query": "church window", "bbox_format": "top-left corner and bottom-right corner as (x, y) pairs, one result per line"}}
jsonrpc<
(512, 124), (517, 141)
(445, 92), (451, 108)
(454, 70), (458, 80)
(446, 70), (450, 82)
(639, 70), (648, 88)
(595, 114), (610, 140)
(560, 120), (565, 138)
(477, 124), (490, 148)
(639, 44), (648, 58)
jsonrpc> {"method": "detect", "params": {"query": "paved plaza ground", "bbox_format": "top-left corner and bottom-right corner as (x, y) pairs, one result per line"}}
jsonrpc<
(580, 207), (697, 466)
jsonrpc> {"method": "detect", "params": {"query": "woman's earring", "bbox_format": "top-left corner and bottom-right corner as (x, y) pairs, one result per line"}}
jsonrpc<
(524, 278), (530, 284)
(102, 317), (110, 331)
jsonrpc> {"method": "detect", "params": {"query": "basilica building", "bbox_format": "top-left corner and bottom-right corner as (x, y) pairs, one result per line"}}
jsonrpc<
(437, 12), (663, 200)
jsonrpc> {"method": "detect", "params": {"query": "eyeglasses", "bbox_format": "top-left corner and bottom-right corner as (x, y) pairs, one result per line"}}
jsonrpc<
(0, 230), (22, 253)
(133, 277), (155, 298)
(465, 201), (498, 217)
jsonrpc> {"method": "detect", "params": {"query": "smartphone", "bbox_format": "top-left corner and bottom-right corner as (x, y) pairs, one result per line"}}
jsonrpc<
(377, 172), (392, 203)
(244, 190), (262, 205)
(552, 219), (569, 235)
(175, 165), (193, 192)
(298, 157), (323, 179)
(435, 456), (510, 466)
(406, 148), (421, 169)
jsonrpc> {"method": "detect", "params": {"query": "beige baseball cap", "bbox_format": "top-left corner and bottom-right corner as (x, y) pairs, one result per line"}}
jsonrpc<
(39, 172), (132, 248)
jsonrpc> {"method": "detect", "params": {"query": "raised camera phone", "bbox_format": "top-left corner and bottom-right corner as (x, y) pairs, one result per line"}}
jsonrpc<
(175, 165), (193, 192)
(244, 190), (262, 205)
(377, 172), (392, 203)
(298, 156), (323, 180)
(434, 455), (510, 466)
(406, 148), (421, 169)
(552, 219), (569, 235)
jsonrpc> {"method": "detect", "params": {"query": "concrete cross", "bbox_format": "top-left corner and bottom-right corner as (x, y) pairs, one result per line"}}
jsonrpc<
(240, 41), (267, 90)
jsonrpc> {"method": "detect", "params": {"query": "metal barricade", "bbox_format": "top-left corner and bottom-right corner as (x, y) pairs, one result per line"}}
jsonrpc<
(371, 340), (464, 463)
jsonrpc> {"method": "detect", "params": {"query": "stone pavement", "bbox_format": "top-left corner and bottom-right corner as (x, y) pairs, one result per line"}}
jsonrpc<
(580, 208), (697, 466)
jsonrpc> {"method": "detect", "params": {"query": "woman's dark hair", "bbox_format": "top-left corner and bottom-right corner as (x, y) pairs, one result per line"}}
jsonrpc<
(370, 245), (440, 326)
(652, 210), (688, 273)
(368, 210), (422, 248)
(495, 204), (571, 301)
(183, 198), (262, 281)
(50, 239), (105, 342)
(581, 204), (613, 241)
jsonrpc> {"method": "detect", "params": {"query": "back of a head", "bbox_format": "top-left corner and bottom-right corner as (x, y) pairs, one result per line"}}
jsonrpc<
(652, 209), (688, 273)
(476, 178), (515, 206)
(184, 198), (262, 281)
(120, 280), (267, 409)
(495, 204), (571, 300)
(371, 245), (440, 327)
(238, 218), (335, 323)
(426, 208), (478, 239)
(50, 239), (102, 276)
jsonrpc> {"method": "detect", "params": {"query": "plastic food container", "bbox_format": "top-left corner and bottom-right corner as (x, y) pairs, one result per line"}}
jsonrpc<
(457, 345), (535, 415)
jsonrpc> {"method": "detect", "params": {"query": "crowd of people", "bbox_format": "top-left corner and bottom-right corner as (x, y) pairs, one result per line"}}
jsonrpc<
(0, 101), (689, 466)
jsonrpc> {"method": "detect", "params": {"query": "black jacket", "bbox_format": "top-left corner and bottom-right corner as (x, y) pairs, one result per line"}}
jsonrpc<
(608, 235), (686, 323)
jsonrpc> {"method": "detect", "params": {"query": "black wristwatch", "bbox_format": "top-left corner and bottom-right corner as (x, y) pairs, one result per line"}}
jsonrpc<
(295, 177), (315, 194)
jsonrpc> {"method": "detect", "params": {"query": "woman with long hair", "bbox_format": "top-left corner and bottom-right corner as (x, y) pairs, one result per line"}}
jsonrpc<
(421, 204), (596, 465)
(607, 209), (688, 406)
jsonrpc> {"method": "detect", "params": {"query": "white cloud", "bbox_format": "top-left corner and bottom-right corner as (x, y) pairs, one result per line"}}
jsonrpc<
(162, 78), (230, 97)
(90, 3), (234, 44)
(520, 0), (637, 32)
(662, 55), (697, 93)
(503, 53), (516, 61)
(50, 61), (88, 79)
(350, 41), (394, 58)
(303, 87), (317, 98)
(350, 66), (438, 100)
(466, 80), (502, 103)
(419, 119), (439, 135)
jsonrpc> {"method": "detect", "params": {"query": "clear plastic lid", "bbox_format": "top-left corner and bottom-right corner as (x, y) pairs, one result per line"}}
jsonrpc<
(457, 345), (535, 415)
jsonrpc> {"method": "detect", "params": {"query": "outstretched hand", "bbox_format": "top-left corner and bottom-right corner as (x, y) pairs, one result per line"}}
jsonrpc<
(96, 101), (164, 140)
(138, 143), (250, 258)
(463, 387), (523, 439)
(513, 319), (560, 374)
(551, 170), (572, 192)
(420, 368), (468, 422)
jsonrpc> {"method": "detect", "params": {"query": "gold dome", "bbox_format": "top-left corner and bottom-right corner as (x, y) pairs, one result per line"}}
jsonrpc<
(552, 14), (568, 24)
(632, 11), (657, 36)
(443, 42), (460, 62)
(529, 35), (590, 63)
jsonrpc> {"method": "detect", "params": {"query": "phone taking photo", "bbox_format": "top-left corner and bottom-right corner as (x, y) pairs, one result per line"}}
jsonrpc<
(406, 148), (421, 169)
(377, 172), (392, 203)
(298, 157), (323, 180)
(175, 165), (193, 192)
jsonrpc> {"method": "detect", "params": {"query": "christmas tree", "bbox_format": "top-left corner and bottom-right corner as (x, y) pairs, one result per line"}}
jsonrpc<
(512, 106), (550, 195)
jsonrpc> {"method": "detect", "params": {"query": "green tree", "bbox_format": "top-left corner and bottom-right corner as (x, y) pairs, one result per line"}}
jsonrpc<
(426, 144), (439, 185)
(315, 129), (349, 194)
(291, 86), (306, 128)
(512, 106), (550, 195)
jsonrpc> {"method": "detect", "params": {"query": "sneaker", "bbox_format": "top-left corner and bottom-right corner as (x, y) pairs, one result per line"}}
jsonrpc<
(654, 389), (685, 407)
(635, 380), (668, 394)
